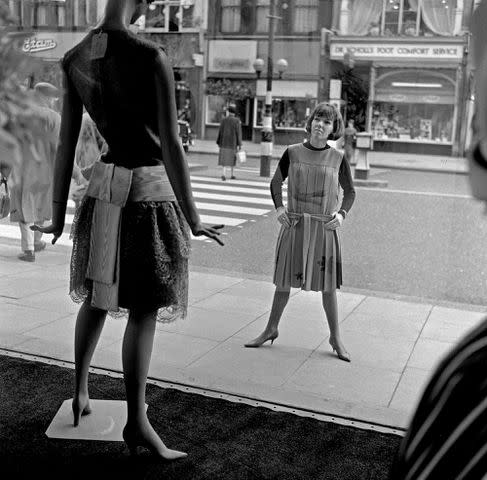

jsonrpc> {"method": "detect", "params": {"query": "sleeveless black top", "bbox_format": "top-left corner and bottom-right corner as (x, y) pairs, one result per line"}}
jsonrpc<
(62, 28), (164, 169)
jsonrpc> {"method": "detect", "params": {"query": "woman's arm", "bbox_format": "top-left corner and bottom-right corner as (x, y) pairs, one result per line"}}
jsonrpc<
(338, 154), (356, 217)
(270, 149), (290, 209)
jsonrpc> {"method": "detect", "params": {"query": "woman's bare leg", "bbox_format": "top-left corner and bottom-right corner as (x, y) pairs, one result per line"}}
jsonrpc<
(245, 287), (290, 347)
(73, 300), (107, 425)
(122, 308), (187, 459)
(322, 290), (350, 362)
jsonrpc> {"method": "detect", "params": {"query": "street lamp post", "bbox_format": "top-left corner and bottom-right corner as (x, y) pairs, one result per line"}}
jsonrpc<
(260, 0), (278, 178)
(252, 1), (287, 177)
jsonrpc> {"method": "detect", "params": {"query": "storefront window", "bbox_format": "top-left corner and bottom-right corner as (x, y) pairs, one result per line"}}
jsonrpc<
(206, 95), (227, 125)
(255, 98), (315, 130)
(221, 0), (241, 33)
(372, 102), (453, 143)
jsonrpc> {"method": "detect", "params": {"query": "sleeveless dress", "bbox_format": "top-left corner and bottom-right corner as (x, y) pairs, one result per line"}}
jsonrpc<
(273, 144), (343, 292)
(63, 28), (190, 322)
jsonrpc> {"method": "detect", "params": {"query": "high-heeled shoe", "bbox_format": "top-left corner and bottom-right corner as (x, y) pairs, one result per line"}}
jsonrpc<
(72, 396), (92, 427)
(244, 330), (278, 348)
(329, 339), (351, 363)
(122, 426), (187, 460)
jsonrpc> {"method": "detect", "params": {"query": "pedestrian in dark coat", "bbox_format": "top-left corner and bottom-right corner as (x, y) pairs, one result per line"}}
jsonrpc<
(216, 103), (242, 181)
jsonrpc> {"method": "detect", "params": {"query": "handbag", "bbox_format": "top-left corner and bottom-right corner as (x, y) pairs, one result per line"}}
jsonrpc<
(236, 150), (247, 164)
(0, 176), (10, 219)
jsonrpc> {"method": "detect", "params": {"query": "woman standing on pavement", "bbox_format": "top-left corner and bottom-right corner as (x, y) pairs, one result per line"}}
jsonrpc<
(33, 0), (223, 460)
(216, 103), (242, 181)
(245, 102), (356, 362)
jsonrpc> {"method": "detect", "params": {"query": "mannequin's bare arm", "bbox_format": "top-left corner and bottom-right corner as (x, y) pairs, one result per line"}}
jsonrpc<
(154, 50), (224, 245)
(32, 72), (83, 242)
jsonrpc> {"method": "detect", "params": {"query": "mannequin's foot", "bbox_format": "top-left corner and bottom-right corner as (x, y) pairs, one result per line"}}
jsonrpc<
(230, 175), (236, 180)
(221, 175), (226, 181)
(329, 337), (351, 363)
(244, 330), (278, 348)
(72, 394), (92, 427)
(123, 422), (187, 460)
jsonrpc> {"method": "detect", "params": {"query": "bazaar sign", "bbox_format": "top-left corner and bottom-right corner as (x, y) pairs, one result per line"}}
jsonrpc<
(22, 37), (57, 54)
(330, 42), (463, 61)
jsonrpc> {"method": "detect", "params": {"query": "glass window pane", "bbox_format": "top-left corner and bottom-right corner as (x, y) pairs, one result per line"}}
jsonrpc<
(384, 0), (400, 35)
(207, 95), (227, 124)
(145, 4), (167, 29)
(256, 0), (270, 33)
(293, 0), (318, 33)
(221, 0), (241, 33)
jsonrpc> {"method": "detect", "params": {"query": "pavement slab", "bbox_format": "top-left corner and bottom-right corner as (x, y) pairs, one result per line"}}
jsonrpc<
(2, 237), (487, 429)
(286, 357), (402, 407)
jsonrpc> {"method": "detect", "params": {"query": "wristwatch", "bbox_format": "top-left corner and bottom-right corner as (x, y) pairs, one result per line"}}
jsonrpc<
(338, 209), (347, 219)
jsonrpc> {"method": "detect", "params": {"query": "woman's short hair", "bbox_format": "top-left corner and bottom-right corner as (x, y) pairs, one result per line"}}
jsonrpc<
(305, 102), (344, 140)
(227, 104), (237, 114)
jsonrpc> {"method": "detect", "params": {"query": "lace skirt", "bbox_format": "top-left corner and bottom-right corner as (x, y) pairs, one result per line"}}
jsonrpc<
(70, 196), (191, 322)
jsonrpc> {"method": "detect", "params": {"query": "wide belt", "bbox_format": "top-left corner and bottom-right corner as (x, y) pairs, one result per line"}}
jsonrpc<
(287, 212), (341, 289)
(85, 162), (176, 311)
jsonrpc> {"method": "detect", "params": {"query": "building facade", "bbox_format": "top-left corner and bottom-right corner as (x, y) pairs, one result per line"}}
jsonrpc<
(331, 0), (474, 156)
(9, 0), (207, 137)
(204, 0), (334, 145)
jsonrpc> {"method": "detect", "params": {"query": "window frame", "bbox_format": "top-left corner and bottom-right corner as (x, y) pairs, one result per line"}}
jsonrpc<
(141, 0), (200, 33)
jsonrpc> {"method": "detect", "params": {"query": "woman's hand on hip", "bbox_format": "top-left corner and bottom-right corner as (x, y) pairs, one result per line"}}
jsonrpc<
(192, 223), (225, 246)
(276, 206), (291, 228)
(324, 212), (343, 230)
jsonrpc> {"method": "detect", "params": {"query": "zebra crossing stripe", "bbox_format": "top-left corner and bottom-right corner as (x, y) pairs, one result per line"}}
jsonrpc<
(195, 202), (268, 216)
(190, 175), (287, 190)
(193, 191), (275, 206)
(191, 182), (277, 197)
(1, 177), (278, 246)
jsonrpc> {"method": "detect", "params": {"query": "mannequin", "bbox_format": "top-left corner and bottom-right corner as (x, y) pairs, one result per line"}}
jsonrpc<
(33, 0), (223, 459)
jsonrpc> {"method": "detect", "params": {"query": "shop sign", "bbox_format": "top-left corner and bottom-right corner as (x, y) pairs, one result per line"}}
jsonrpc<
(330, 42), (463, 62)
(19, 32), (87, 60)
(208, 40), (257, 73)
(22, 37), (57, 54)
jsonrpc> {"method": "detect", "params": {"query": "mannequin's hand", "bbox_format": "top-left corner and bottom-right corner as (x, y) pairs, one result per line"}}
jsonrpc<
(30, 223), (64, 245)
(192, 223), (225, 246)
(324, 212), (343, 230)
(276, 206), (291, 228)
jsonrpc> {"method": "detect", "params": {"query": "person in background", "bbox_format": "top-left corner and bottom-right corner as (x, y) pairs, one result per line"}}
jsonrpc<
(244, 103), (355, 363)
(389, 1), (487, 477)
(343, 118), (357, 165)
(216, 103), (242, 181)
(8, 82), (60, 262)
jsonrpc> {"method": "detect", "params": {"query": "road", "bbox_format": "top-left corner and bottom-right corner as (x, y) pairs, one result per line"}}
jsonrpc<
(1, 156), (486, 306)
(186, 159), (487, 306)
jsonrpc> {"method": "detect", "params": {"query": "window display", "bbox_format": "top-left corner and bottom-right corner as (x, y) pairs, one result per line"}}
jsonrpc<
(206, 95), (227, 125)
(255, 98), (316, 129)
(372, 102), (453, 143)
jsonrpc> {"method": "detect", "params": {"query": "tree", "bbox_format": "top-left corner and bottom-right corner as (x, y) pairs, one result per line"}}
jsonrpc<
(333, 67), (368, 131)
(0, 4), (43, 168)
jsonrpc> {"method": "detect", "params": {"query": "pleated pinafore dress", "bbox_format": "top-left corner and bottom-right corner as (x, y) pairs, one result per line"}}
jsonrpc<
(273, 143), (343, 292)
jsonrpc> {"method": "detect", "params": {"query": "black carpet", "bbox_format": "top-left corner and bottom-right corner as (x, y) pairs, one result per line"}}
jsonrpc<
(0, 355), (401, 480)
